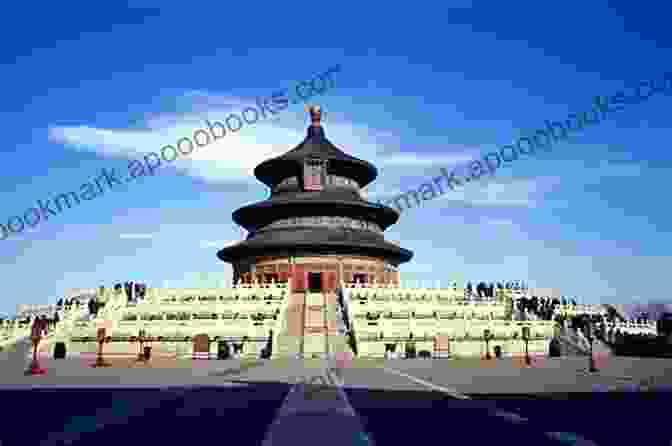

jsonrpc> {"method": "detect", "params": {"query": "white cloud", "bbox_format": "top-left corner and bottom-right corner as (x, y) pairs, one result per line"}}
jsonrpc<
(434, 176), (561, 208)
(48, 94), (415, 187)
(200, 240), (237, 249)
(47, 92), (485, 191)
(119, 233), (154, 240)
(379, 152), (476, 167)
(49, 119), (298, 185)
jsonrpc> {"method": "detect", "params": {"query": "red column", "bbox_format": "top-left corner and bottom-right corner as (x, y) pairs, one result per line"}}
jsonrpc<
(294, 265), (305, 291)
(321, 272), (327, 291)
(327, 272), (337, 291)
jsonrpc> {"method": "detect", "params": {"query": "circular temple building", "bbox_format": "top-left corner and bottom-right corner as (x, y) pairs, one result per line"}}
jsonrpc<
(217, 106), (413, 292)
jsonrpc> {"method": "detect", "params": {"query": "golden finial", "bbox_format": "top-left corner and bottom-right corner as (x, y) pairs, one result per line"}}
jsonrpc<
(307, 105), (322, 126)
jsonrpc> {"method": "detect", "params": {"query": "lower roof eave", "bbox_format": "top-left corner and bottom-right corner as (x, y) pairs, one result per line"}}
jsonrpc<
(217, 242), (413, 265)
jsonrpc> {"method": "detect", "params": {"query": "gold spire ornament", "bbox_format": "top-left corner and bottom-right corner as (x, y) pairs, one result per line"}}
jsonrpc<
(307, 105), (322, 126)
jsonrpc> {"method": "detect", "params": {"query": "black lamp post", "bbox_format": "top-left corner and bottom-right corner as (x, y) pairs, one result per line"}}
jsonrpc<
(522, 326), (531, 366)
(484, 329), (492, 360)
(585, 325), (598, 373)
(93, 328), (111, 367)
(136, 329), (146, 362)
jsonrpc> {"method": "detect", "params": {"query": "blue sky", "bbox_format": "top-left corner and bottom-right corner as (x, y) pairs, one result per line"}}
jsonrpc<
(1, 0), (671, 316)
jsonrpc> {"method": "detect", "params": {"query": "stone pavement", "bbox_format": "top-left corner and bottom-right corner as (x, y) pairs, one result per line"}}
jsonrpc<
(3, 337), (672, 394)
(364, 356), (672, 394)
(213, 355), (672, 395)
(0, 345), (270, 387)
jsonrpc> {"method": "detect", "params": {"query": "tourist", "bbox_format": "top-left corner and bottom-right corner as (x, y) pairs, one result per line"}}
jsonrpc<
(39, 315), (48, 336)
(30, 317), (45, 363)
(124, 282), (132, 301)
(88, 298), (98, 317)
(233, 342), (243, 358)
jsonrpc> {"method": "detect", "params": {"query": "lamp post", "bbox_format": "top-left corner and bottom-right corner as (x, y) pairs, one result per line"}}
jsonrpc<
(144, 331), (153, 361)
(137, 329), (146, 362)
(522, 326), (531, 367)
(585, 324), (598, 373)
(484, 329), (492, 360)
(93, 328), (111, 368)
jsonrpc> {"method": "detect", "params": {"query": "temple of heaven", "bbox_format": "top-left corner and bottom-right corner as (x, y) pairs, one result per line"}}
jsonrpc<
(217, 106), (413, 292)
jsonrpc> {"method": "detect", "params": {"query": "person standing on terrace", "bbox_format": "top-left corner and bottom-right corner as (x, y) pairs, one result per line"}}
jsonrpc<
(29, 315), (48, 368)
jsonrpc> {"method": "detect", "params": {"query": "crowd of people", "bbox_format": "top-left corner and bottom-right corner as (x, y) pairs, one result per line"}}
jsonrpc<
(556, 307), (660, 345)
(464, 281), (527, 299)
(56, 297), (82, 310)
(112, 282), (148, 304)
(514, 296), (579, 321)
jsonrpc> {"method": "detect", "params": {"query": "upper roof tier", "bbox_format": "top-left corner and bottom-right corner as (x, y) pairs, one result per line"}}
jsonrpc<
(254, 106), (378, 188)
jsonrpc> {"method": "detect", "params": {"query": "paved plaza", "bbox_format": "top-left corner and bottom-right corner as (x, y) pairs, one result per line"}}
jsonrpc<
(2, 340), (672, 446)
(4, 337), (672, 394)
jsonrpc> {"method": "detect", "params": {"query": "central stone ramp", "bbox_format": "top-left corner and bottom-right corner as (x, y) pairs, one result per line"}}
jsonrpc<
(274, 291), (354, 359)
(304, 292), (328, 358)
(274, 293), (306, 358)
(304, 292), (351, 358)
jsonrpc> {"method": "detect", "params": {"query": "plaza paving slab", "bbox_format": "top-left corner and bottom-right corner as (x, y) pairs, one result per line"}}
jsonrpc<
(364, 356), (672, 394)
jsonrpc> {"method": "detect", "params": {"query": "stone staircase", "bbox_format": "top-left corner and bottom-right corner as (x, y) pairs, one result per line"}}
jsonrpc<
(272, 290), (353, 359)
(273, 292), (305, 358)
(303, 292), (328, 358)
(327, 292), (353, 357)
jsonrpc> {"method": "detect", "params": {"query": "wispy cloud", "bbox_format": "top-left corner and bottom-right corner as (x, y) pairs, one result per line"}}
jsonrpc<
(119, 233), (154, 240)
(200, 240), (237, 249)
(379, 152), (477, 167)
(372, 176), (560, 210)
(435, 176), (561, 208)
(47, 94), (411, 187)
